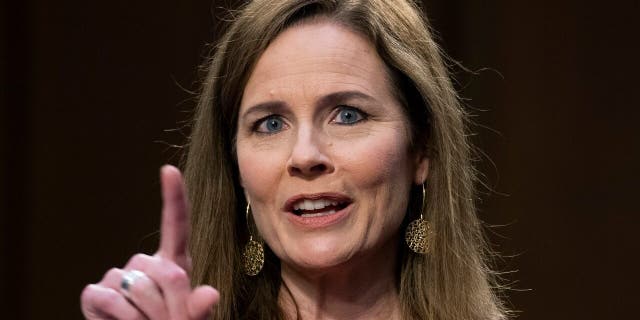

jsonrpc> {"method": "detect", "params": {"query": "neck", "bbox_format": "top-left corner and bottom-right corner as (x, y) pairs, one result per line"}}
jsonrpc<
(278, 239), (402, 320)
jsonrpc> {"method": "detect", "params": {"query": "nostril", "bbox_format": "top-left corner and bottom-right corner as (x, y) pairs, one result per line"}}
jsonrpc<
(288, 167), (302, 175)
(287, 163), (330, 177)
(310, 163), (327, 173)
(286, 145), (334, 177)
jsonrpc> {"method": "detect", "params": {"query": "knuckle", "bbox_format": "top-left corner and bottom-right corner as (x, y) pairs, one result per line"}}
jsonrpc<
(80, 284), (96, 305)
(161, 265), (188, 286)
(100, 268), (123, 286)
(128, 253), (150, 266)
(104, 268), (120, 279)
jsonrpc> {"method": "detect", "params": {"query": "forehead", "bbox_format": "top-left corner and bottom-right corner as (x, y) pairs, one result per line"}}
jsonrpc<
(241, 20), (394, 106)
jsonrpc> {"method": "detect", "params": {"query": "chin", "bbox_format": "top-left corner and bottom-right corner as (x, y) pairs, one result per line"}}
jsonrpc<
(280, 237), (361, 272)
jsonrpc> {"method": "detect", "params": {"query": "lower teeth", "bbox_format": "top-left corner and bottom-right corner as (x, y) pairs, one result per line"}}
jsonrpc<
(300, 209), (336, 218)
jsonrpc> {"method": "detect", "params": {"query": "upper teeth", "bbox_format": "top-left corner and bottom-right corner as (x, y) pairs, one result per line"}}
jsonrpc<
(293, 199), (338, 211)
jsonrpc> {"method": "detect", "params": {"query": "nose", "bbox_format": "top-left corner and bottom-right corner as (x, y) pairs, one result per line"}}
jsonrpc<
(287, 127), (334, 179)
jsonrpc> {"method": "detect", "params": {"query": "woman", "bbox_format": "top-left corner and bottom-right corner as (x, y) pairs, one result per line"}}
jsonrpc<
(81, 0), (509, 319)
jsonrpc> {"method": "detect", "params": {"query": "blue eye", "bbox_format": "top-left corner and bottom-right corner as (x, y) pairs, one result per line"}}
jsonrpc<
(256, 115), (285, 133)
(333, 106), (365, 124)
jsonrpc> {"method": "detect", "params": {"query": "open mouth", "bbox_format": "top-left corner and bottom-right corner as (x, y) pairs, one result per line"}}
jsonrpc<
(291, 199), (350, 217)
(284, 193), (353, 219)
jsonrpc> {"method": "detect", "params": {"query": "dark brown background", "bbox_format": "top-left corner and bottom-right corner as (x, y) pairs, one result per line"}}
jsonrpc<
(2, 0), (638, 319)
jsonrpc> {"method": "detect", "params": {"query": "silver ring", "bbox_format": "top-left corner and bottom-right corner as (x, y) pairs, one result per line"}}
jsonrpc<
(120, 270), (146, 297)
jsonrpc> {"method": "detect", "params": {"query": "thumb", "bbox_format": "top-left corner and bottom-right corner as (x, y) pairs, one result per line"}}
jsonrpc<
(187, 285), (219, 319)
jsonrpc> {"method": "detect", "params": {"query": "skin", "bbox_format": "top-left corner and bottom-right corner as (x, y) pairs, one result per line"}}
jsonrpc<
(80, 166), (219, 320)
(80, 19), (428, 320)
(236, 21), (428, 319)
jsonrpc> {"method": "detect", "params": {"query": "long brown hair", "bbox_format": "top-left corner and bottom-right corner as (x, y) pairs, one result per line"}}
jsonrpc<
(184, 0), (509, 319)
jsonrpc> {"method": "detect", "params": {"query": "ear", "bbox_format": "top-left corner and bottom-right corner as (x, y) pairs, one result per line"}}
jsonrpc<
(243, 188), (250, 203)
(238, 171), (249, 195)
(413, 155), (429, 185)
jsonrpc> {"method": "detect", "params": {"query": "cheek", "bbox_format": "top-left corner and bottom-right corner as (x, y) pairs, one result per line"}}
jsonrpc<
(236, 141), (287, 203)
(336, 128), (411, 187)
(236, 141), (291, 249)
(337, 127), (413, 234)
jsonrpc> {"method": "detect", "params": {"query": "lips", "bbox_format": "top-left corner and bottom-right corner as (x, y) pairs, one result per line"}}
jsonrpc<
(283, 193), (353, 227)
(285, 193), (351, 215)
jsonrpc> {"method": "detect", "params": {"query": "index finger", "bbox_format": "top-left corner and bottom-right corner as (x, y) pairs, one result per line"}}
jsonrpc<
(157, 165), (191, 268)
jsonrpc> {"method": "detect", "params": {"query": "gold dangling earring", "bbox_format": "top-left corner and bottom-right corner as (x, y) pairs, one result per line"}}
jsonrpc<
(405, 183), (435, 254)
(242, 202), (264, 276)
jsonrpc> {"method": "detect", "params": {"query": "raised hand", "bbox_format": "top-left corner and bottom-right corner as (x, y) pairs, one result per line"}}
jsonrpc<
(81, 165), (219, 320)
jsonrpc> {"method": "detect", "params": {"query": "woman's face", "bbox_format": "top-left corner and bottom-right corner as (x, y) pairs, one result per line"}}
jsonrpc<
(236, 20), (428, 271)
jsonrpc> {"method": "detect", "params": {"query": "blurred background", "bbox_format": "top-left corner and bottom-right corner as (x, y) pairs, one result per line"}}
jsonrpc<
(1, 0), (638, 319)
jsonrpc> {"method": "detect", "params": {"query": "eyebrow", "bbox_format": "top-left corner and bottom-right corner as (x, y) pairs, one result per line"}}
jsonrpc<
(241, 90), (377, 119)
(241, 101), (288, 119)
(317, 90), (377, 107)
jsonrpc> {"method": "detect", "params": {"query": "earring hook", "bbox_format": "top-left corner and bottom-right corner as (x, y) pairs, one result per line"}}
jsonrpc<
(420, 183), (426, 219)
(246, 201), (253, 241)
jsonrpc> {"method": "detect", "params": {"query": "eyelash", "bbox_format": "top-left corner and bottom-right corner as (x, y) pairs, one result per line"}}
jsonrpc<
(251, 105), (368, 134)
(331, 105), (368, 125)
(251, 114), (288, 135)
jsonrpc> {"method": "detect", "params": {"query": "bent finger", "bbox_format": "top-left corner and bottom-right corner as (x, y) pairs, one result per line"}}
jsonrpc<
(81, 284), (146, 320)
(187, 285), (220, 320)
(128, 253), (191, 320)
(100, 267), (168, 320)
